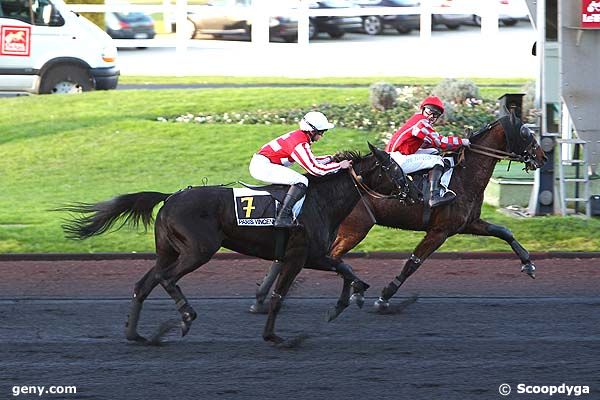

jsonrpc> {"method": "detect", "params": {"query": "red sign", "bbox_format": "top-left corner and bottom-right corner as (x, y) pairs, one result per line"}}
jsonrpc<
(1, 26), (31, 56)
(582, 0), (600, 28)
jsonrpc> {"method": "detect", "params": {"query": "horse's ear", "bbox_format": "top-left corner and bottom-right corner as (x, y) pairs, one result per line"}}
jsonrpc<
(368, 142), (384, 158)
(367, 142), (377, 154)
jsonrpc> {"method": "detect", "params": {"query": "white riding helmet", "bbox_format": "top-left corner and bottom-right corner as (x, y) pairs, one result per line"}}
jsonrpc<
(299, 111), (335, 132)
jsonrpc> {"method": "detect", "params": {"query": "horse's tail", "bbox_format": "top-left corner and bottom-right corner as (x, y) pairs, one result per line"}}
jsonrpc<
(57, 191), (171, 240)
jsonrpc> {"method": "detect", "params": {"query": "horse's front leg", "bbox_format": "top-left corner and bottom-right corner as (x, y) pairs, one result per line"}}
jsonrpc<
(249, 260), (283, 314)
(263, 248), (306, 345)
(309, 256), (370, 321)
(375, 229), (448, 311)
(462, 219), (536, 278)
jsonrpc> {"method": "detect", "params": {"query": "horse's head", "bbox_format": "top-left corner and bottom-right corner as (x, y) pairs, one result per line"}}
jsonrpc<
(470, 111), (547, 172)
(341, 143), (410, 200)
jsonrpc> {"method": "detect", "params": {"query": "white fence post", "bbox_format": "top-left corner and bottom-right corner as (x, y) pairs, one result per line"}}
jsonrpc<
(420, 0), (432, 41)
(175, 0), (188, 74)
(480, 0), (499, 37)
(298, 0), (310, 46)
(163, 0), (173, 34)
(251, 0), (270, 46)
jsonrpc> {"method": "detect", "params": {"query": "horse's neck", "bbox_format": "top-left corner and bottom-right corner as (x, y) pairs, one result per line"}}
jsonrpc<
(309, 172), (361, 227)
(460, 133), (505, 194)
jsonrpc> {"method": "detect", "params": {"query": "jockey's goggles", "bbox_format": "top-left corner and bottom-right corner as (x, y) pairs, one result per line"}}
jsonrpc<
(423, 106), (443, 119)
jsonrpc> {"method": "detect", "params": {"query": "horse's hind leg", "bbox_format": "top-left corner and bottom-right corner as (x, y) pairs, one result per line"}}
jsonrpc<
(375, 229), (448, 310)
(125, 258), (173, 342)
(158, 228), (222, 338)
(462, 219), (536, 278)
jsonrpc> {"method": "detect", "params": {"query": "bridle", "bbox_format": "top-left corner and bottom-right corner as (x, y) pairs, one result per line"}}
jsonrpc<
(349, 155), (407, 200)
(466, 116), (541, 171)
(347, 154), (409, 224)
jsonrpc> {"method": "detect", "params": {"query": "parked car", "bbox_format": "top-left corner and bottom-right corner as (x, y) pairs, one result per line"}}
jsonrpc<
(355, 0), (420, 35)
(186, 0), (362, 41)
(186, 0), (297, 42)
(431, 0), (473, 30)
(308, 0), (363, 39)
(472, 0), (530, 27)
(105, 11), (156, 39)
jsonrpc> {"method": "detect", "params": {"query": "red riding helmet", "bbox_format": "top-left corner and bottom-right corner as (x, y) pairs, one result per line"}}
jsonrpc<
(420, 96), (445, 114)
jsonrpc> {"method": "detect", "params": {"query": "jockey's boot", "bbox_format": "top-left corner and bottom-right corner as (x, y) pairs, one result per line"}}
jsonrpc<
(274, 183), (307, 228)
(428, 165), (456, 208)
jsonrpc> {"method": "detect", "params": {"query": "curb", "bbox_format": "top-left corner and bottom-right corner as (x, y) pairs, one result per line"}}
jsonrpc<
(1, 252), (599, 262)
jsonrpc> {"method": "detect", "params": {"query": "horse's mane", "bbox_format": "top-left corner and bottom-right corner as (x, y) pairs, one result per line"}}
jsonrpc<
(331, 150), (364, 163)
(306, 150), (365, 183)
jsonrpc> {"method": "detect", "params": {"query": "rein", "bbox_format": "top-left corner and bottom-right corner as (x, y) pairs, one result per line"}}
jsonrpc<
(348, 164), (399, 225)
(468, 143), (525, 162)
(466, 119), (532, 163)
(349, 167), (395, 200)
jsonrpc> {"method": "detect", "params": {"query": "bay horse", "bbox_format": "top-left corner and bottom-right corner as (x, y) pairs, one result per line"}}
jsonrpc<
(331, 112), (547, 310)
(60, 143), (407, 344)
(253, 112), (547, 312)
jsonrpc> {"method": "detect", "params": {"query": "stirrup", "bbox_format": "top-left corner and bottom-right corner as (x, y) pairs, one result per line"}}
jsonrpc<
(429, 191), (456, 208)
(274, 215), (295, 228)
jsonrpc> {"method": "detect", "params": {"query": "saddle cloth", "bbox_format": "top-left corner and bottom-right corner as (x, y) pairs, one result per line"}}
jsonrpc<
(232, 187), (304, 226)
(440, 157), (455, 193)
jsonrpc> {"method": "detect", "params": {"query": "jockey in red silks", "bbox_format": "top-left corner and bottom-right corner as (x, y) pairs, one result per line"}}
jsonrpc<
(385, 96), (470, 208)
(250, 111), (353, 228)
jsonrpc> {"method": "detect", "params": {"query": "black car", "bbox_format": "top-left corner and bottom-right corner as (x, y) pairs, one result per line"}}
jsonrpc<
(356, 0), (420, 35)
(186, 0), (362, 41)
(105, 11), (156, 39)
(308, 0), (363, 39)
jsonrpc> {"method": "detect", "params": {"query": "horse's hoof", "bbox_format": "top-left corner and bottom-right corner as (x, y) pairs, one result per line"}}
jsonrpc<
(373, 297), (390, 312)
(350, 293), (365, 309)
(249, 302), (270, 314)
(325, 307), (345, 322)
(521, 263), (536, 279)
(263, 334), (284, 344)
(181, 320), (192, 337)
(125, 333), (148, 343)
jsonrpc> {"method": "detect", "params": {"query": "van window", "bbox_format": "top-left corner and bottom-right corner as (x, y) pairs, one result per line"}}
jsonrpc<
(0, 0), (64, 26)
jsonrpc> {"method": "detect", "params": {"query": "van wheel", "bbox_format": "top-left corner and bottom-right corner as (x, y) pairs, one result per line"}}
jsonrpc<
(39, 65), (94, 94)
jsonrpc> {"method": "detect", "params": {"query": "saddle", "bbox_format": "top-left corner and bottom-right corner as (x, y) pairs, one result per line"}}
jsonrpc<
(233, 183), (304, 227)
(239, 182), (289, 204)
(403, 157), (456, 203)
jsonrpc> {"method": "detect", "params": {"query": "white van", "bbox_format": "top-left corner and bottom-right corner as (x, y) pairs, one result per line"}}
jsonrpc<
(0, 0), (119, 94)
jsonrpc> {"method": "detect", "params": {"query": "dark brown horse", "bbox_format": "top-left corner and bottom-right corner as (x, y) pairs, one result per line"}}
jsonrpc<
(330, 113), (547, 310)
(60, 144), (408, 344)
(253, 113), (547, 313)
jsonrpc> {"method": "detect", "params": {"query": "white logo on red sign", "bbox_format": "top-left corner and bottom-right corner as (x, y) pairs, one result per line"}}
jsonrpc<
(582, 0), (600, 27)
(1, 26), (31, 56)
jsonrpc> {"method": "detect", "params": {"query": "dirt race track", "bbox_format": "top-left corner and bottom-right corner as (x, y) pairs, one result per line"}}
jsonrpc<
(1, 255), (599, 400)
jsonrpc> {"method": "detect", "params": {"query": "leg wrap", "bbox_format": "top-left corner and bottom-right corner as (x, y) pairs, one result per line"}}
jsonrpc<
(381, 254), (422, 300)
(486, 224), (530, 262)
(486, 224), (514, 242)
(510, 239), (530, 263)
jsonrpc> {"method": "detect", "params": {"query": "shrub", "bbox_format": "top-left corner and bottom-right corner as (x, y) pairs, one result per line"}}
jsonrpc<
(520, 80), (537, 123)
(369, 82), (398, 111)
(433, 78), (481, 103)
